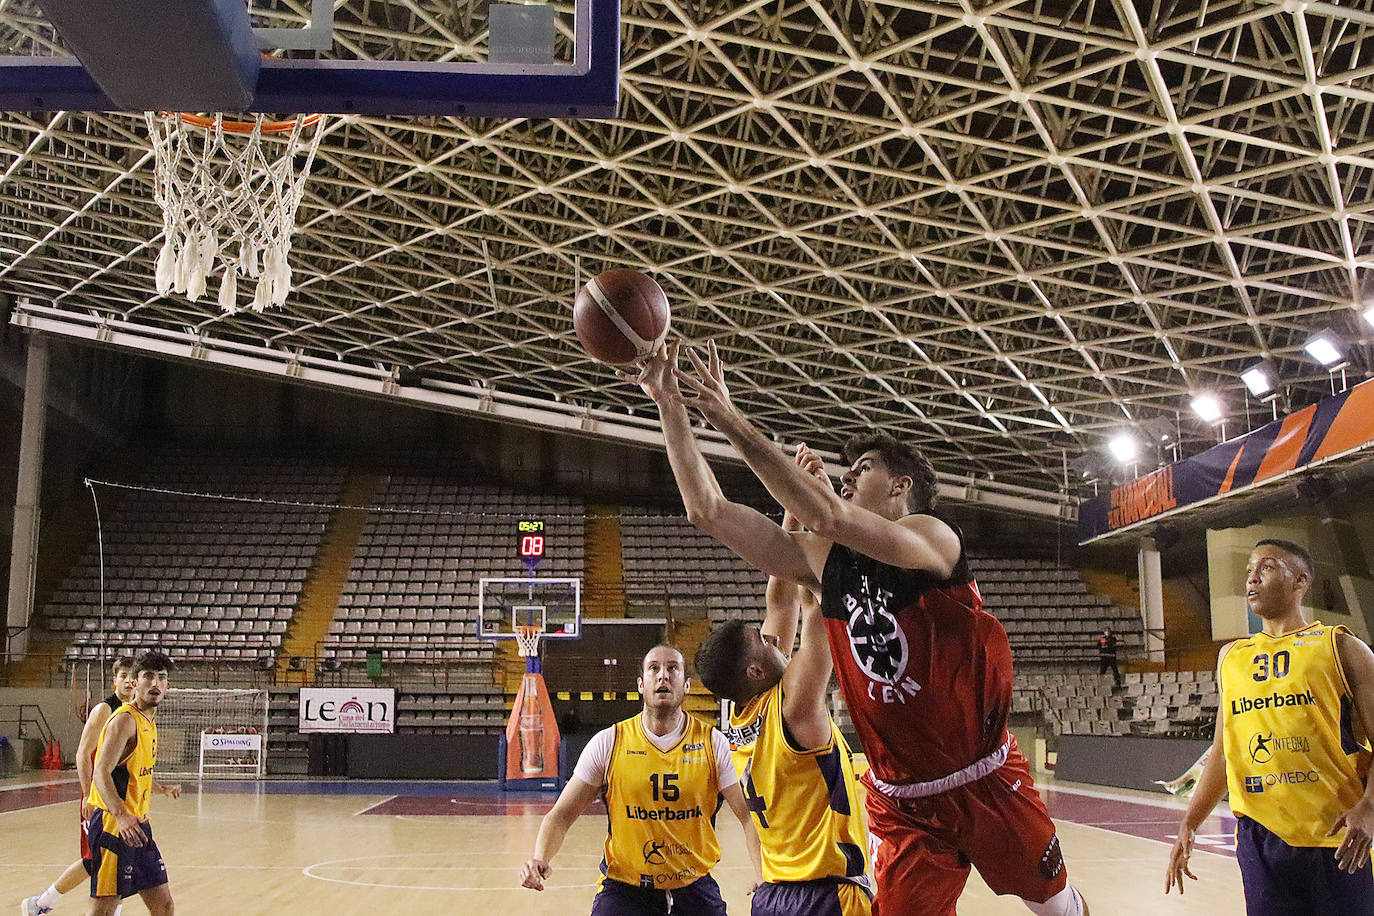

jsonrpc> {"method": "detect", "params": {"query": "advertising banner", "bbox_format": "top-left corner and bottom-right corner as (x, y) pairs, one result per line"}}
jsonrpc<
(1080, 378), (1374, 542)
(299, 688), (395, 734)
(199, 733), (263, 751)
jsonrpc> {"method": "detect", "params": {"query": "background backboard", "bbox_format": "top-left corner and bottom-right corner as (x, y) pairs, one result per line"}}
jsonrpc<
(0, 0), (619, 116)
(478, 576), (581, 641)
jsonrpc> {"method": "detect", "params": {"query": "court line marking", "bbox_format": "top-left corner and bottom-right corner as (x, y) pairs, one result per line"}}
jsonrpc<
(302, 852), (602, 892)
(301, 851), (757, 892)
(0, 800), (77, 816)
(0, 776), (78, 792)
(1059, 813), (1236, 860)
(1046, 782), (1232, 817)
(353, 795), (397, 816)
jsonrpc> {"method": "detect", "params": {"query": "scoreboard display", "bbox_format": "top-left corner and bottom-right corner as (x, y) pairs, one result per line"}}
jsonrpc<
(518, 519), (545, 562)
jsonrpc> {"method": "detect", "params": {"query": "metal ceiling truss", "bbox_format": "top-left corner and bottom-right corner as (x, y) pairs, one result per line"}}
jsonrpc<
(3, 0), (1374, 502)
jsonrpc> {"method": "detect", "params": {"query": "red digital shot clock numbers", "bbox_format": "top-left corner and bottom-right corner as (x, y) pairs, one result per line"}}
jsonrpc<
(518, 520), (546, 560)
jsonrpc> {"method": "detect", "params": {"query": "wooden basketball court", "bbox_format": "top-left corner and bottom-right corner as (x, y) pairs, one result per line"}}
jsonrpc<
(2, 771), (1247, 914)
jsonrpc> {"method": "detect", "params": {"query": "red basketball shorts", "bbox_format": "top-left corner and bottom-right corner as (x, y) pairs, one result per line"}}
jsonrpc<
(865, 740), (1067, 916)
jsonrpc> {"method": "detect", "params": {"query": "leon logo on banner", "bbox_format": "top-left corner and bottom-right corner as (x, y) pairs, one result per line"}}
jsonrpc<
(299, 687), (395, 734)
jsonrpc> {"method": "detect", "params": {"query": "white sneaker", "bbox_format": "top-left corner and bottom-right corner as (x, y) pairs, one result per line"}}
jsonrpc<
(20, 897), (52, 916)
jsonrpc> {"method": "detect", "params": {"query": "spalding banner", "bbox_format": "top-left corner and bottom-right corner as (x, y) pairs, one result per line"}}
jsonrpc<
(299, 688), (395, 734)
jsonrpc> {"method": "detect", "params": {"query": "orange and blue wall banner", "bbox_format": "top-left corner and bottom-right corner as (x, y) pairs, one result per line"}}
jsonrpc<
(1079, 377), (1374, 542)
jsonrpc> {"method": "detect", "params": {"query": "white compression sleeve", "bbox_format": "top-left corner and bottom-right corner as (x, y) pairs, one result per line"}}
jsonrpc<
(1023, 885), (1085, 916)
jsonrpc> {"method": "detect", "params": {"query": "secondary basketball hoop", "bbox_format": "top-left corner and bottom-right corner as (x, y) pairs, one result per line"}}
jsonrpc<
(145, 111), (324, 312)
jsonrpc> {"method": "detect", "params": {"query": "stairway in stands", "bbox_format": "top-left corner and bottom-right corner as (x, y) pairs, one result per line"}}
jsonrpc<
(277, 471), (380, 682)
(673, 618), (720, 718)
(583, 504), (625, 619)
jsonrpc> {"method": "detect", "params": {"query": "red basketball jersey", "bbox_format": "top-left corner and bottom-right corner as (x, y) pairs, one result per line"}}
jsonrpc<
(820, 517), (1013, 784)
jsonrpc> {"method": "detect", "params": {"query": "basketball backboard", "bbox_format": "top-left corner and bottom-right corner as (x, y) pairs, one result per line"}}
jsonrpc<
(478, 576), (581, 641)
(0, 0), (618, 117)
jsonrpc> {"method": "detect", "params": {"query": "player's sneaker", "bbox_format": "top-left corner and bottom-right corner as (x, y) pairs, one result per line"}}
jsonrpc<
(20, 897), (53, 916)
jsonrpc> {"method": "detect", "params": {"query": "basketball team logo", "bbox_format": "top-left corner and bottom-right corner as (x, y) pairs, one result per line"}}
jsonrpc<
(1249, 732), (1274, 764)
(1038, 835), (1064, 881)
(642, 840), (666, 865)
(845, 577), (907, 683)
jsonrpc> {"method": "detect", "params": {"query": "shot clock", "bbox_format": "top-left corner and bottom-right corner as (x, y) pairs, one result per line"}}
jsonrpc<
(518, 519), (545, 569)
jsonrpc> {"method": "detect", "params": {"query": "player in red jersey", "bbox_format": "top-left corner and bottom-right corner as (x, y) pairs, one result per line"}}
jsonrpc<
(625, 341), (1088, 916)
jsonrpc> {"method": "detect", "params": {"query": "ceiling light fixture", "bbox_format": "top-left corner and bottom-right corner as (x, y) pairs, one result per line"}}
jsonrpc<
(1108, 433), (1139, 464)
(1303, 329), (1347, 368)
(1190, 393), (1223, 423)
(1240, 362), (1275, 398)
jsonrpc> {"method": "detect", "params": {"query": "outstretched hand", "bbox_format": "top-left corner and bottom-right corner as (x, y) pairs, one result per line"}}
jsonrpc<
(781, 443), (832, 535)
(616, 340), (681, 404)
(673, 341), (739, 426)
(794, 443), (829, 487)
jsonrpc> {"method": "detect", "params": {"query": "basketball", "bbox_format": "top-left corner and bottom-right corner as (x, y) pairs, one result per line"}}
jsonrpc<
(572, 269), (670, 364)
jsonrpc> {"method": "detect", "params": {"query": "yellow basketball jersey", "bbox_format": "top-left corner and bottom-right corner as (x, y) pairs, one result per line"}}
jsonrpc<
(1220, 622), (1371, 847)
(87, 704), (158, 819)
(602, 713), (722, 890)
(727, 684), (869, 884)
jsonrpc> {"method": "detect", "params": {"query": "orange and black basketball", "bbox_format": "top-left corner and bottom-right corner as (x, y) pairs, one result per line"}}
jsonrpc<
(572, 269), (670, 364)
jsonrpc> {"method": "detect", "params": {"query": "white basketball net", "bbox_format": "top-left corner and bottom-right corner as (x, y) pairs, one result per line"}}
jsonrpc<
(145, 112), (324, 312)
(515, 625), (544, 658)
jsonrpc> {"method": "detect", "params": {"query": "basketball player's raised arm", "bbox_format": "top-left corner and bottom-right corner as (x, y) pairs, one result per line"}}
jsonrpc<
(624, 342), (819, 588)
(675, 343), (958, 576)
(763, 575), (802, 657)
(1329, 632), (1374, 872)
(761, 511), (810, 655)
(519, 774), (602, 891)
(780, 590), (834, 750)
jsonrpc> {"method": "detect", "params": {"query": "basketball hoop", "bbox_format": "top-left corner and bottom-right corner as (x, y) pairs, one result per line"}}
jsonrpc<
(144, 112), (325, 312)
(514, 624), (544, 658)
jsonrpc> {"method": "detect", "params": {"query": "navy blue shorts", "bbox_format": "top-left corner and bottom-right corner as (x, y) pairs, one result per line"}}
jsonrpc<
(87, 810), (168, 899)
(752, 879), (872, 916)
(1236, 816), (1374, 915)
(591, 874), (728, 915)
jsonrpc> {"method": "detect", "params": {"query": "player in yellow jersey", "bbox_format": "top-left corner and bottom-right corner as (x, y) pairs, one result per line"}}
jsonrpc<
(1165, 538), (1374, 914)
(86, 651), (181, 916)
(694, 502), (873, 916)
(21, 656), (135, 916)
(520, 644), (762, 914)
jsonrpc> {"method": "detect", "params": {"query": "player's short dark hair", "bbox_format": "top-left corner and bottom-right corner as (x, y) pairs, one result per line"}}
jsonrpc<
(132, 650), (175, 676)
(693, 620), (753, 704)
(111, 655), (135, 675)
(1256, 538), (1313, 576)
(843, 432), (938, 513)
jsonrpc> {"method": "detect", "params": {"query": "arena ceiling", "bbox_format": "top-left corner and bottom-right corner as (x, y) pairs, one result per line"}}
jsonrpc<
(3, 0), (1374, 505)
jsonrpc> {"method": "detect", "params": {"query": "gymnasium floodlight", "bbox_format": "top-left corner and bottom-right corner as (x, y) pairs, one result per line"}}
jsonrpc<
(1364, 305), (1374, 330)
(1303, 329), (1347, 368)
(1107, 433), (1140, 464)
(1190, 393), (1223, 423)
(1240, 362), (1276, 398)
